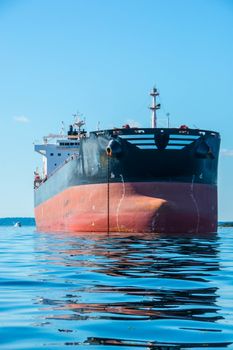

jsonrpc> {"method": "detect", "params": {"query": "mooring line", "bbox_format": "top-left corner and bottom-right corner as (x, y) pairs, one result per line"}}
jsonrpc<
(116, 174), (125, 232)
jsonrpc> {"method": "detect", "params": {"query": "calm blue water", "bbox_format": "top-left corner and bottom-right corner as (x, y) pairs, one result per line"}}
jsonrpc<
(1, 226), (233, 349)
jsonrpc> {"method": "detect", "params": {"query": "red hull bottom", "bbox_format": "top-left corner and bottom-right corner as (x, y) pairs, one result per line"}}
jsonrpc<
(34, 182), (217, 234)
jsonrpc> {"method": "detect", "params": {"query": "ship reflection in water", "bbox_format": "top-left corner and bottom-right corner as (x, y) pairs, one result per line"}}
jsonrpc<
(31, 230), (233, 349)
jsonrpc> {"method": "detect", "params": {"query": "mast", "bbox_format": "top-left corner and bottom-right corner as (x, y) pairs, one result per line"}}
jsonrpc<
(72, 112), (85, 133)
(149, 87), (160, 128)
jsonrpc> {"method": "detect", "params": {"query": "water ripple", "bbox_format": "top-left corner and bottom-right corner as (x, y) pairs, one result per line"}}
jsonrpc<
(0, 227), (233, 349)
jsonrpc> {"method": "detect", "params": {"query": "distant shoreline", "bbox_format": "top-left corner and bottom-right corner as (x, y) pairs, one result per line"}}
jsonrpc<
(0, 217), (232, 227)
(218, 222), (233, 227)
(0, 217), (35, 226)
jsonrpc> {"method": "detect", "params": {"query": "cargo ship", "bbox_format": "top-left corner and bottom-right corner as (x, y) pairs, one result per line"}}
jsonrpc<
(34, 89), (220, 233)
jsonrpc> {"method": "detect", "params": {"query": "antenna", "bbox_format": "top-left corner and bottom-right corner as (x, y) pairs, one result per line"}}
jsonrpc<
(72, 110), (83, 120)
(61, 121), (65, 135)
(149, 87), (161, 128)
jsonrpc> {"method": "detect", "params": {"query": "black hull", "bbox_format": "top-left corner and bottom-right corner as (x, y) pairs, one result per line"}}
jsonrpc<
(35, 128), (220, 207)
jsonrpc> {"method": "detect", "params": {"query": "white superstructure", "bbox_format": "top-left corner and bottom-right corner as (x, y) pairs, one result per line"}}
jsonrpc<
(35, 120), (86, 179)
(35, 139), (79, 177)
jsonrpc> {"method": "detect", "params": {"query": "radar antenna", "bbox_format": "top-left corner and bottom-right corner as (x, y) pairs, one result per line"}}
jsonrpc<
(72, 111), (85, 132)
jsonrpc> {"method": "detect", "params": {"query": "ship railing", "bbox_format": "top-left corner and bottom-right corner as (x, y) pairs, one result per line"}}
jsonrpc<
(92, 127), (219, 137)
(92, 128), (220, 152)
(47, 153), (80, 180)
(34, 153), (80, 190)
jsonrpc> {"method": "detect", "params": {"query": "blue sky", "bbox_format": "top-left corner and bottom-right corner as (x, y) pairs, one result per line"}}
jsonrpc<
(0, 0), (232, 219)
